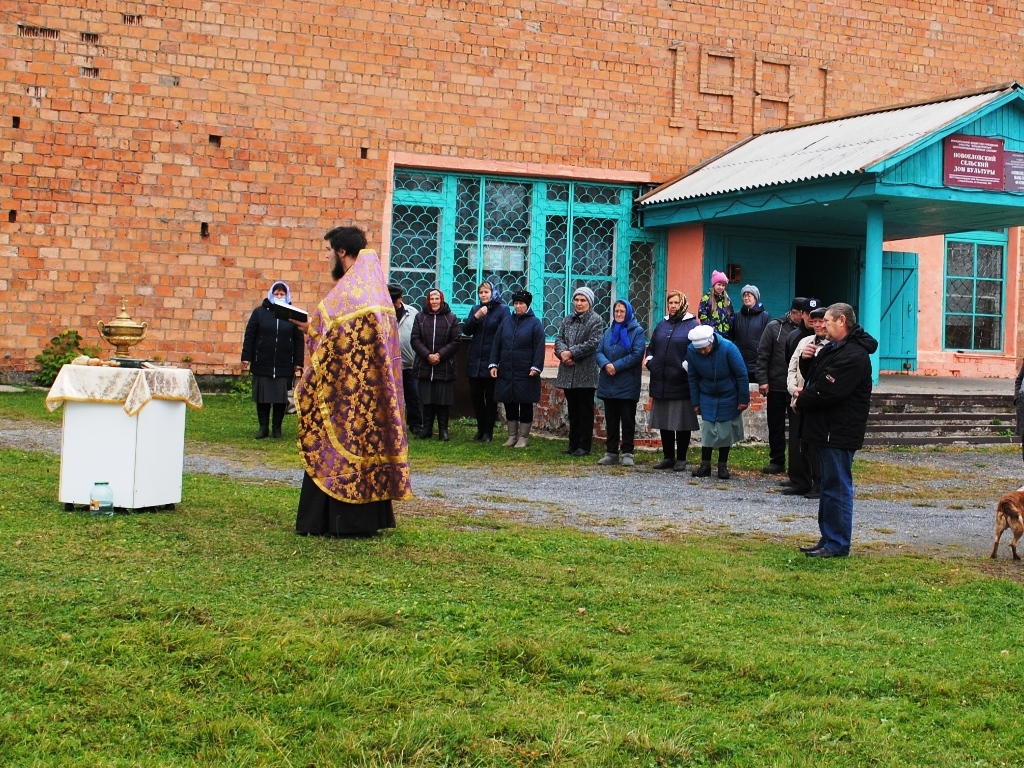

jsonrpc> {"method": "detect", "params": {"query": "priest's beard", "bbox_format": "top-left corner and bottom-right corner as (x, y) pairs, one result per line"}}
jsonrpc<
(332, 254), (346, 280)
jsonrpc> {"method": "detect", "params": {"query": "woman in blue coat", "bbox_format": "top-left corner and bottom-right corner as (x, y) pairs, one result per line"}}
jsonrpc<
(595, 299), (645, 467)
(462, 281), (507, 443)
(489, 289), (546, 449)
(686, 325), (750, 479)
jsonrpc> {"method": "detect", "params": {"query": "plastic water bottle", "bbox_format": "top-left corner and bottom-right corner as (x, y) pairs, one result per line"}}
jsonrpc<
(89, 482), (114, 517)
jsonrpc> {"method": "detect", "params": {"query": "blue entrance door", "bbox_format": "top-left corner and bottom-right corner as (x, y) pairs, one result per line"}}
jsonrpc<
(880, 251), (918, 372)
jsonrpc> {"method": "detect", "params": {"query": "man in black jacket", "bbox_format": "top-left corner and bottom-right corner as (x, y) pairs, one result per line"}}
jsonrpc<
(755, 297), (803, 474)
(781, 297), (819, 495)
(794, 302), (878, 558)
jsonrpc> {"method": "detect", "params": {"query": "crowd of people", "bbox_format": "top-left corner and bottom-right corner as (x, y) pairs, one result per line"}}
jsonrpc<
(243, 234), (876, 557)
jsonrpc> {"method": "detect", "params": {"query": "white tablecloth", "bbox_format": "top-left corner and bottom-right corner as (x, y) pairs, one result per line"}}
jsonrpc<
(46, 365), (203, 416)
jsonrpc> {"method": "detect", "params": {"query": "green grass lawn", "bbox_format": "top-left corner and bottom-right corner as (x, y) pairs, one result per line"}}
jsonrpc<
(1, 449), (1023, 766)
(1, 388), (1024, 765)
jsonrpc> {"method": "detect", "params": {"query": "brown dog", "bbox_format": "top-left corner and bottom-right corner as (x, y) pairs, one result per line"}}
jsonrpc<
(991, 486), (1024, 561)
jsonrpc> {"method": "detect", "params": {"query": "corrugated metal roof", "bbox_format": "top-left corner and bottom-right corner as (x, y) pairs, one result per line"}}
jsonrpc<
(641, 88), (1011, 205)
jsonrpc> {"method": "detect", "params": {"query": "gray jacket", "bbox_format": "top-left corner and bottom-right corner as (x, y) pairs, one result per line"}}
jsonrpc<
(397, 305), (417, 370)
(755, 316), (799, 392)
(553, 310), (604, 389)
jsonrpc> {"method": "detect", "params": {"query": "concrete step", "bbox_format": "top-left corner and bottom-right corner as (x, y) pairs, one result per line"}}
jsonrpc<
(868, 412), (1011, 421)
(862, 435), (1017, 446)
(868, 421), (1011, 434)
(866, 392), (1016, 446)
(871, 397), (1011, 413)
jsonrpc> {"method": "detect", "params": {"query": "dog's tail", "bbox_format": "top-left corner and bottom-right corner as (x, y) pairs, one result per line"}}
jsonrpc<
(997, 497), (1024, 523)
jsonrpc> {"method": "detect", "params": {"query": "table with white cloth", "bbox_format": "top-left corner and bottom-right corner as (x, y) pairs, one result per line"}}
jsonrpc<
(46, 365), (203, 510)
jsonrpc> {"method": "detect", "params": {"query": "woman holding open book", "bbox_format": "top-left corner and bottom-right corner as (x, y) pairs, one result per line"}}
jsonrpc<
(240, 281), (304, 439)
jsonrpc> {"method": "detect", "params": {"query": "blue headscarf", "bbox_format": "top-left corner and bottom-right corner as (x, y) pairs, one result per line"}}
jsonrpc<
(611, 299), (634, 350)
(479, 280), (503, 307)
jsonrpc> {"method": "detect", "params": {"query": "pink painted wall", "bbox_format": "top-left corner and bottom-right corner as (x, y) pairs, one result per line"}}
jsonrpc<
(666, 224), (706, 312)
(886, 231), (1020, 379)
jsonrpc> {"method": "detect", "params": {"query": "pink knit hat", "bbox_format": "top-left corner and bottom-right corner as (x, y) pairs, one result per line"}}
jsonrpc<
(711, 270), (729, 287)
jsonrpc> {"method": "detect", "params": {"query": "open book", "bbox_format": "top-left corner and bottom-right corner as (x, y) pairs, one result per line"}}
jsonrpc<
(270, 301), (309, 323)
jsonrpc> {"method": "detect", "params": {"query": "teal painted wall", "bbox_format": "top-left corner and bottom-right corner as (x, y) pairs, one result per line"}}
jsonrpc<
(703, 228), (863, 320)
(883, 102), (1024, 187)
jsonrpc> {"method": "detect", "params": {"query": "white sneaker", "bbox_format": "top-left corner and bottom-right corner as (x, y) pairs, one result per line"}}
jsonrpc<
(597, 452), (619, 465)
(620, 453), (634, 466)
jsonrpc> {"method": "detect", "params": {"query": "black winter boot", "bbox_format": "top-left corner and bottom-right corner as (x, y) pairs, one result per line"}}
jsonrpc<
(717, 447), (731, 479)
(653, 430), (675, 468)
(437, 406), (450, 442)
(691, 462), (712, 477)
(417, 405), (435, 440)
(255, 404), (270, 440)
(271, 403), (285, 438)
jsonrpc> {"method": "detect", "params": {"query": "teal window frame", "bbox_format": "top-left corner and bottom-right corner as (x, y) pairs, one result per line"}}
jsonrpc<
(941, 229), (1007, 352)
(389, 169), (665, 339)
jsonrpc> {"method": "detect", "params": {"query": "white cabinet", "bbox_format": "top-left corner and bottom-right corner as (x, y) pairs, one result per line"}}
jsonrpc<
(59, 399), (187, 510)
(47, 364), (202, 511)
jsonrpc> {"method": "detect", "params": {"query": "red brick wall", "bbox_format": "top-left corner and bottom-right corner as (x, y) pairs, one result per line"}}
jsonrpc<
(3, 1), (1024, 374)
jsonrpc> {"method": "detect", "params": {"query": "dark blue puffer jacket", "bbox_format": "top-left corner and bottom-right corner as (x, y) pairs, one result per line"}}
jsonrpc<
(462, 286), (508, 378)
(686, 333), (750, 423)
(645, 313), (699, 400)
(489, 309), (546, 404)
(595, 318), (645, 401)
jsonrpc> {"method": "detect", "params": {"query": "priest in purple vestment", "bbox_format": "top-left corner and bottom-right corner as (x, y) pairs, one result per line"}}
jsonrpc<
(292, 225), (412, 536)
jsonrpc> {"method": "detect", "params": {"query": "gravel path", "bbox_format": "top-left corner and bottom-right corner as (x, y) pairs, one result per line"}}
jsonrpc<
(5, 420), (1021, 558)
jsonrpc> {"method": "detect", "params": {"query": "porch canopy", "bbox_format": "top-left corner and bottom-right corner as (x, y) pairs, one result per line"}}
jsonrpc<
(639, 82), (1024, 376)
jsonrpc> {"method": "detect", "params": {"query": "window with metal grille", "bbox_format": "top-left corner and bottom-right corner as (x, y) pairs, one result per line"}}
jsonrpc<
(390, 171), (664, 337)
(942, 231), (1006, 351)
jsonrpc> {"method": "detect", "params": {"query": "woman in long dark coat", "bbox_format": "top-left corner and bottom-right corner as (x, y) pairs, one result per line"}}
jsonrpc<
(731, 284), (771, 383)
(645, 290), (700, 470)
(489, 288), (546, 449)
(462, 280), (507, 443)
(241, 280), (304, 439)
(411, 288), (462, 441)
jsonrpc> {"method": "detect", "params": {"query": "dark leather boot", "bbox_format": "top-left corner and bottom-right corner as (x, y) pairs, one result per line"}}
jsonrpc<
(255, 404), (270, 440)
(691, 462), (712, 477)
(437, 406), (450, 442)
(416, 405), (435, 439)
(271, 403), (285, 438)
